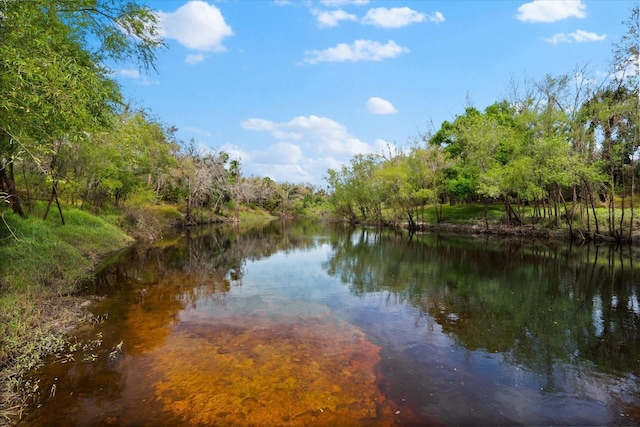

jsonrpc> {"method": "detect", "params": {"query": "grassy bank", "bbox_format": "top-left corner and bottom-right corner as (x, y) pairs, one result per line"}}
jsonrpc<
(342, 202), (640, 243)
(0, 208), (133, 424)
(0, 200), (279, 424)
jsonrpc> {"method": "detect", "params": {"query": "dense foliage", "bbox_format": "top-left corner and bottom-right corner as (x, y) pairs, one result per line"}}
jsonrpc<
(0, 0), (324, 228)
(325, 7), (640, 242)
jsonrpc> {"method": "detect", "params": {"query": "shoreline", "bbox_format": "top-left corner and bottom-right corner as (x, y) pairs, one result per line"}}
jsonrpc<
(0, 268), (129, 426)
(0, 207), (277, 426)
(1, 215), (636, 425)
(359, 218), (640, 245)
(0, 212), (136, 426)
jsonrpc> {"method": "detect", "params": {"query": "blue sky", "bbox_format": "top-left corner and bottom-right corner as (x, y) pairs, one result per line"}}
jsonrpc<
(114, 0), (634, 187)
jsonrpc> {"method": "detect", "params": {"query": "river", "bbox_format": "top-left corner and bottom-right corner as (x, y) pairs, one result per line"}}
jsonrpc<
(20, 220), (640, 426)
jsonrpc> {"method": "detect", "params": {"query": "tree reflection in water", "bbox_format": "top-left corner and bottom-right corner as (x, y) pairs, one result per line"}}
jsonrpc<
(324, 228), (640, 422)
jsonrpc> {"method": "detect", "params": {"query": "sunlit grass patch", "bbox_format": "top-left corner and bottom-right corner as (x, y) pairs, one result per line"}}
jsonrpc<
(0, 210), (131, 292)
(418, 203), (505, 224)
(238, 205), (277, 222)
(55, 209), (133, 260)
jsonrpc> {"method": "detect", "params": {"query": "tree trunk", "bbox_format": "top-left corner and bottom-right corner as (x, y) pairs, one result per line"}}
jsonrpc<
(483, 204), (489, 231)
(21, 162), (31, 209)
(43, 182), (65, 225)
(0, 164), (26, 218)
(406, 211), (415, 231)
(591, 190), (600, 236)
(610, 171), (616, 238)
(619, 186), (625, 242)
(558, 185), (573, 238)
(630, 155), (635, 242)
(553, 191), (557, 227)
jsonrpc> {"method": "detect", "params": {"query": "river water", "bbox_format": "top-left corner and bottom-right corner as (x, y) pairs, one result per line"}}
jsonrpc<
(21, 220), (640, 426)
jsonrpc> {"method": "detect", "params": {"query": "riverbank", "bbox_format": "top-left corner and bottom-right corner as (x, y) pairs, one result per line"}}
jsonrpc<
(0, 203), (280, 425)
(333, 202), (640, 244)
(0, 209), (135, 425)
(403, 221), (640, 244)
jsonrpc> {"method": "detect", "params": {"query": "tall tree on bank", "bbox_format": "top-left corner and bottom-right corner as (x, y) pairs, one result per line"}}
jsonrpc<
(612, 3), (640, 240)
(0, 0), (164, 218)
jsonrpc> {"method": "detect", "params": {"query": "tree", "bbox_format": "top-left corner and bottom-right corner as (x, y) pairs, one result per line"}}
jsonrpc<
(375, 155), (415, 228)
(407, 142), (448, 224)
(325, 154), (385, 224)
(180, 142), (230, 225)
(64, 110), (179, 211)
(611, 3), (640, 241)
(0, 0), (163, 217)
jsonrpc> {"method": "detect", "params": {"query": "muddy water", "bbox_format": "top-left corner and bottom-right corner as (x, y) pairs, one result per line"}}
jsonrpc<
(21, 221), (640, 426)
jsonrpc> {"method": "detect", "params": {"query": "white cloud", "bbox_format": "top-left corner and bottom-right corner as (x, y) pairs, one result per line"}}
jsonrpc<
(570, 29), (606, 42)
(366, 97), (397, 114)
(242, 118), (303, 139)
(428, 11), (446, 24)
(544, 29), (606, 44)
(253, 142), (304, 164)
(516, 0), (586, 23)
(237, 114), (398, 184)
(119, 68), (140, 79)
(157, 1), (233, 51)
(117, 68), (159, 85)
(303, 39), (408, 64)
(241, 118), (276, 132)
(362, 7), (430, 28)
(312, 9), (358, 28)
(219, 143), (248, 164)
(230, 115), (395, 185)
(253, 163), (314, 183)
(320, 0), (369, 6)
(241, 115), (383, 157)
(222, 140), (321, 184)
(184, 126), (212, 138)
(185, 53), (205, 64)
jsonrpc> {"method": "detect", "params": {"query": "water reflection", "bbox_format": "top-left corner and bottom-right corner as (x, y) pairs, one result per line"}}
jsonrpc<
(325, 228), (640, 424)
(325, 229), (640, 373)
(22, 221), (425, 426)
(21, 222), (640, 426)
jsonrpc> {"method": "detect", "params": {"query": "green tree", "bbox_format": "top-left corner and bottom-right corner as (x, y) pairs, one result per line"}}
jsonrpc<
(0, 0), (163, 217)
(610, 3), (640, 240)
(68, 111), (179, 210)
(325, 154), (385, 224)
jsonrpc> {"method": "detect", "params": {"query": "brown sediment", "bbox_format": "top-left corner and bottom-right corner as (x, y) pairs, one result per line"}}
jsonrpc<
(146, 314), (426, 426)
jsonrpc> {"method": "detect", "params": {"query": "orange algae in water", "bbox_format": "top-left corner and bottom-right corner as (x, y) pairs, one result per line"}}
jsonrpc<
(149, 315), (411, 425)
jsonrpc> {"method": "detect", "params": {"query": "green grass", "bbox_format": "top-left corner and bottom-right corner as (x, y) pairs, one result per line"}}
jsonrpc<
(436, 204), (505, 224)
(401, 203), (506, 225)
(0, 209), (132, 293)
(238, 205), (278, 222)
(0, 208), (133, 422)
